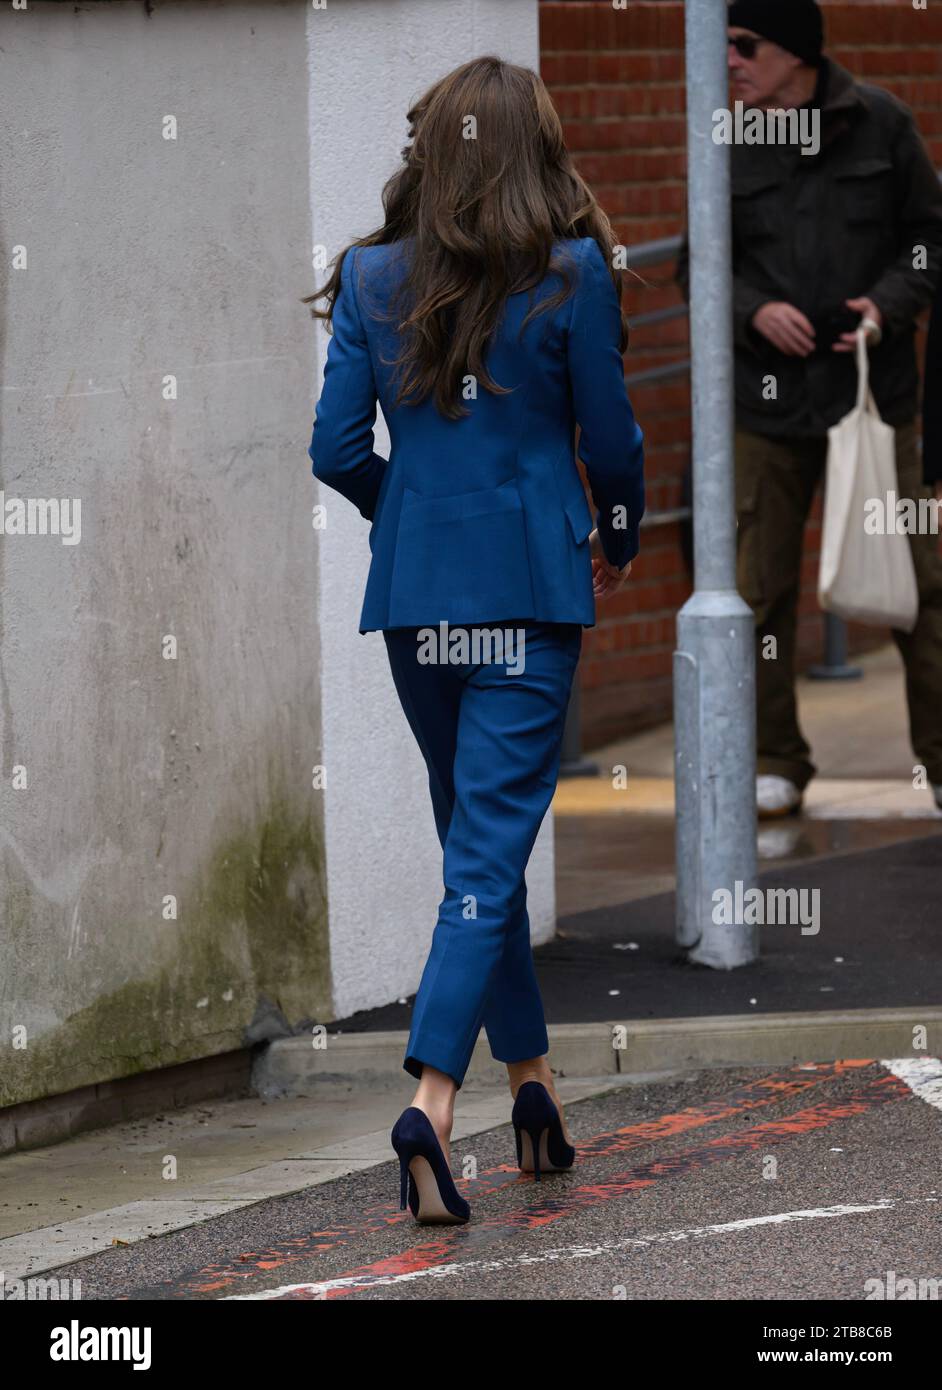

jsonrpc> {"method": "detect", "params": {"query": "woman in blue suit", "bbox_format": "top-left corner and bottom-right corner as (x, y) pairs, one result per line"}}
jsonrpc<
(306, 56), (645, 1224)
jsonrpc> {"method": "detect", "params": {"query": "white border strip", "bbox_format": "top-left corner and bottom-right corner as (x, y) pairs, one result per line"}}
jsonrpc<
(881, 1057), (942, 1110)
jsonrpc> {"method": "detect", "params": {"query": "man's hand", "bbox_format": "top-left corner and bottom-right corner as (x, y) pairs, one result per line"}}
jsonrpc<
(751, 302), (817, 357)
(833, 297), (883, 352)
(589, 529), (632, 598)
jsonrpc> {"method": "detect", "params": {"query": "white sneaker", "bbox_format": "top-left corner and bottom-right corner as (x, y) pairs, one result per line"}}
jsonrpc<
(756, 774), (803, 819)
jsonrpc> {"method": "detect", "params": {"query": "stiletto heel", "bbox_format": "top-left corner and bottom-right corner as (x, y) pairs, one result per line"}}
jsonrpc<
(511, 1080), (575, 1180)
(528, 1125), (543, 1182)
(390, 1106), (470, 1224)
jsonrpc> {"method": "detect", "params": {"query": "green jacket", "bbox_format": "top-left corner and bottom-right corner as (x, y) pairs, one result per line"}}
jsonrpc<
(677, 59), (942, 438)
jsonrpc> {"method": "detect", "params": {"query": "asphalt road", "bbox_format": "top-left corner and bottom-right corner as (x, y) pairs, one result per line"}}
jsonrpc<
(35, 1057), (942, 1304)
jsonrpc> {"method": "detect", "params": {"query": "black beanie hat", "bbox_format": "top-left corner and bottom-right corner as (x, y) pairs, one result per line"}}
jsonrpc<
(728, 0), (825, 67)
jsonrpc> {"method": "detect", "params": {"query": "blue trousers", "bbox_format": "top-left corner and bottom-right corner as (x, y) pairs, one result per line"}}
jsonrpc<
(383, 621), (583, 1089)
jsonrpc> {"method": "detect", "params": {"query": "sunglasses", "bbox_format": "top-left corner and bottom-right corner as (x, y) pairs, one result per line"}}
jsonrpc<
(728, 34), (766, 59)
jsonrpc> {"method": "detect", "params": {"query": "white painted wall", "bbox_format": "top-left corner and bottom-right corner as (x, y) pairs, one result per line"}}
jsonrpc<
(1, 0), (329, 1108)
(306, 0), (556, 1021)
(0, 0), (554, 1109)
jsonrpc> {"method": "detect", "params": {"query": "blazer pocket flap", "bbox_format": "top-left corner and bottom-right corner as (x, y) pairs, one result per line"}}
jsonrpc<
(398, 478), (523, 528)
(564, 492), (594, 544)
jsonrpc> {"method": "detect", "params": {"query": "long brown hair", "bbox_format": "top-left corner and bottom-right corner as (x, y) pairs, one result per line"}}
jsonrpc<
(302, 55), (629, 420)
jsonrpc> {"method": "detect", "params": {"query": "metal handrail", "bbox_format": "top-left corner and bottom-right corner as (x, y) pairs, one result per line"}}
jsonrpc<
(627, 234), (683, 269)
(630, 303), (689, 330)
(627, 359), (691, 389)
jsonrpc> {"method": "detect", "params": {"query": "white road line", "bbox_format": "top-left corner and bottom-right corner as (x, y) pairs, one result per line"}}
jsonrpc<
(882, 1057), (942, 1111)
(226, 1196), (939, 1299)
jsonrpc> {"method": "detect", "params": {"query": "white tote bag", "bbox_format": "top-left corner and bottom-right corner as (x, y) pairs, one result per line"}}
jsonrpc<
(817, 329), (919, 633)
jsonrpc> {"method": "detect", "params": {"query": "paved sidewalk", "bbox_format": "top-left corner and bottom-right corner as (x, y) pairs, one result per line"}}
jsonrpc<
(2, 645), (938, 1289)
(557, 642), (940, 911)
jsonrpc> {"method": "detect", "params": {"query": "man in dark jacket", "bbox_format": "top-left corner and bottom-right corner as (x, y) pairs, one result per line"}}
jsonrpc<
(678, 0), (942, 817)
(924, 274), (942, 488)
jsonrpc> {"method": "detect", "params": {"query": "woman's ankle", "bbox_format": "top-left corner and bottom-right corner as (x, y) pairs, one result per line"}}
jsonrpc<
(412, 1065), (457, 1137)
(506, 1056), (554, 1098)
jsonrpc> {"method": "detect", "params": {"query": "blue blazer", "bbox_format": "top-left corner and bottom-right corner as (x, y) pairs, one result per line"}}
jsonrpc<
(309, 236), (645, 633)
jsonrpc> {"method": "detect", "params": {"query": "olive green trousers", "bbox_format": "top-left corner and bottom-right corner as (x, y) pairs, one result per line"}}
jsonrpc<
(735, 420), (942, 790)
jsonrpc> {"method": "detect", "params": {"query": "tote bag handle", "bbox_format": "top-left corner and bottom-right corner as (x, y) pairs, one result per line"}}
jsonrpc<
(855, 327), (879, 416)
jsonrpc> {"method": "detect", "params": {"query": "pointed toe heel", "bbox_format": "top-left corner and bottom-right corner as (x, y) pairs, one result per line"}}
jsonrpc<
(511, 1080), (575, 1180)
(390, 1107), (470, 1224)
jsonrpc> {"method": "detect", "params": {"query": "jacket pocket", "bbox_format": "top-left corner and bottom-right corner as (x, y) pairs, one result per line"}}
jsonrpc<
(834, 157), (894, 223)
(389, 478), (535, 621)
(731, 172), (783, 240)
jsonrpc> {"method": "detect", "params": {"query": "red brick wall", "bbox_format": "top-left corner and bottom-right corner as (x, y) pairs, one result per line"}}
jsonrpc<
(539, 0), (942, 749)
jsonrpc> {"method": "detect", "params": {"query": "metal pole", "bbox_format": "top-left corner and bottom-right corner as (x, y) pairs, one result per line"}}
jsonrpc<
(807, 613), (863, 681)
(673, 0), (758, 966)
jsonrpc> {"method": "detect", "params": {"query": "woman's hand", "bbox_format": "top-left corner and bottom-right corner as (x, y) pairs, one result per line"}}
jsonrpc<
(589, 529), (632, 598)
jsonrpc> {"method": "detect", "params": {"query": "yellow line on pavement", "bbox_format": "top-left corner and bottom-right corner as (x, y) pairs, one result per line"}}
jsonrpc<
(553, 776), (676, 816)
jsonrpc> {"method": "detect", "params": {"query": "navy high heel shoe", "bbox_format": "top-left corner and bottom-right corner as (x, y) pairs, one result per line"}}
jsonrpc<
(390, 1107), (470, 1224)
(511, 1081), (575, 1180)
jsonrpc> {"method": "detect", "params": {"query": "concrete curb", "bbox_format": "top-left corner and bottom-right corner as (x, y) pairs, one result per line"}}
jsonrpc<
(253, 1006), (942, 1094)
